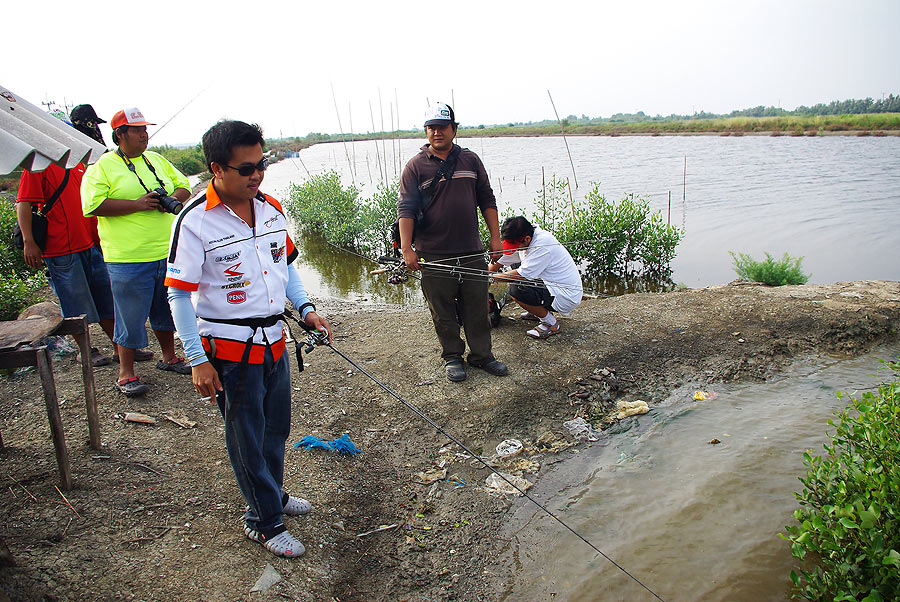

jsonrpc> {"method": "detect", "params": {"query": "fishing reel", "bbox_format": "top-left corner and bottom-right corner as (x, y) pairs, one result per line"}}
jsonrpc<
(303, 328), (329, 353)
(372, 256), (410, 285)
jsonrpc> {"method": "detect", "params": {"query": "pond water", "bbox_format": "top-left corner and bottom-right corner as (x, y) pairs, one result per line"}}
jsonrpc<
(257, 134), (899, 302)
(497, 346), (900, 602)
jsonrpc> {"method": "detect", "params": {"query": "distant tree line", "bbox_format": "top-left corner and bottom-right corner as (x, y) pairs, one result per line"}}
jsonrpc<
(492, 94), (900, 129)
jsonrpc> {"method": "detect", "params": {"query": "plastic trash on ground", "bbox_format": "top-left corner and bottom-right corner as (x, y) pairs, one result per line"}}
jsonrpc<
(293, 433), (362, 455)
(496, 438), (523, 459)
(616, 399), (650, 419)
(485, 472), (533, 497)
(563, 417), (601, 441)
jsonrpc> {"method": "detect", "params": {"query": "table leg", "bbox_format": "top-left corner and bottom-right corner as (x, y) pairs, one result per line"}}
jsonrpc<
(70, 316), (101, 449)
(35, 346), (72, 490)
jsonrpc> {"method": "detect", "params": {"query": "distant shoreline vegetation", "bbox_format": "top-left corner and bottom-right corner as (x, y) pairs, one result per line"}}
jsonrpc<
(141, 94), (899, 176)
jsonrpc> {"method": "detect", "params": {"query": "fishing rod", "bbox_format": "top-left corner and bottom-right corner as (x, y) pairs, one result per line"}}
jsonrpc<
(149, 85), (210, 141)
(287, 321), (667, 601)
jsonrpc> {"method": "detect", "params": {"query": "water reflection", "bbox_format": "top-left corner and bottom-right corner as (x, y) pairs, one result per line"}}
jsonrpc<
(295, 234), (421, 305)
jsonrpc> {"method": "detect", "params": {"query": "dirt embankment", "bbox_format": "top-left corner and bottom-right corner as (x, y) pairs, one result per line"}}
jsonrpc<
(0, 280), (898, 602)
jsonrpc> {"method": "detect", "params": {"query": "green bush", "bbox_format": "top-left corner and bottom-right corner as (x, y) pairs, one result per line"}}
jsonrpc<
(151, 144), (207, 176)
(553, 187), (682, 278)
(730, 251), (809, 285)
(781, 360), (900, 601)
(0, 199), (47, 320)
(0, 270), (46, 321)
(284, 171), (365, 249)
(361, 178), (401, 256)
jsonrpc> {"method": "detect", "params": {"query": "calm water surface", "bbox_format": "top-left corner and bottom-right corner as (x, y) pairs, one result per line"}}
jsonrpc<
(498, 347), (900, 602)
(257, 135), (899, 301)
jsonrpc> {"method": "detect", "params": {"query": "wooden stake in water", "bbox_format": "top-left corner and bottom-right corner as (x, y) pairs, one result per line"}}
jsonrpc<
(542, 166), (547, 224)
(567, 177), (576, 220)
(378, 88), (388, 179)
(348, 101), (356, 179)
(330, 83), (355, 184)
(668, 191), (671, 226)
(369, 100), (385, 185)
(395, 88), (402, 175)
(683, 156), (687, 203)
(547, 90), (578, 189)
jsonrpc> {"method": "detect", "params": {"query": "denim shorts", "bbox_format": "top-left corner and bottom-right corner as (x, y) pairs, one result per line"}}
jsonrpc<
(43, 245), (114, 323)
(106, 258), (175, 349)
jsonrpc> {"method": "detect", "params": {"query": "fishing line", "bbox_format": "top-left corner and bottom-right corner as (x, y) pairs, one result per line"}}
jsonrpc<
(288, 322), (667, 601)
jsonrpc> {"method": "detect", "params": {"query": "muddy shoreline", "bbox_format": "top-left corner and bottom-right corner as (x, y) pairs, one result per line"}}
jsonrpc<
(1, 280), (898, 601)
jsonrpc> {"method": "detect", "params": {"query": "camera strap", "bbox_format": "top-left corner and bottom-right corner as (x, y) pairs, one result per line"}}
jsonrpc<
(116, 148), (167, 194)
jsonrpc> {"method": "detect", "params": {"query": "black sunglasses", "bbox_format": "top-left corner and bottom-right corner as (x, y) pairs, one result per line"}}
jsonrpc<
(224, 158), (269, 177)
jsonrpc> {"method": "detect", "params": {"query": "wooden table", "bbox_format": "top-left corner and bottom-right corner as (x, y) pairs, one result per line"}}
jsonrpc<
(0, 314), (100, 490)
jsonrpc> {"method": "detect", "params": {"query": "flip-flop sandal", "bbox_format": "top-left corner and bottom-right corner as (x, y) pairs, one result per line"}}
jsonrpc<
(115, 376), (149, 396)
(527, 322), (561, 339)
(519, 311), (541, 321)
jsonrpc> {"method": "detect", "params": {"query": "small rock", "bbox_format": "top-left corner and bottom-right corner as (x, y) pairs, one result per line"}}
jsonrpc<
(250, 564), (281, 593)
(708, 438), (721, 445)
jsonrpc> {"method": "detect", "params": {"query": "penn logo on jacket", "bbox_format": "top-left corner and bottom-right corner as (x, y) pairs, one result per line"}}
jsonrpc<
(226, 291), (246, 304)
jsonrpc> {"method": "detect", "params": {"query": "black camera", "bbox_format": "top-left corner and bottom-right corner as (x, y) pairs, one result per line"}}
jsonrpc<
(152, 187), (183, 215)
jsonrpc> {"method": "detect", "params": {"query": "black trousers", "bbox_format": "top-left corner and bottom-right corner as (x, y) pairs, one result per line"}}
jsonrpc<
(419, 252), (493, 364)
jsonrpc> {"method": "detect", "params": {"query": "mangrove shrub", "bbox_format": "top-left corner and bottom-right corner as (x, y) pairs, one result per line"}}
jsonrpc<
(781, 360), (900, 601)
(730, 251), (809, 285)
(0, 199), (46, 320)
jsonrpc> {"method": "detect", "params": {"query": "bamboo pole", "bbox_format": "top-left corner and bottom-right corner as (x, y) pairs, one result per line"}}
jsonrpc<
(329, 83), (355, 184)
(683, 156), (687, 203)
(547, 90), (578, 189)
(567, 177), (576, 220)
(390, 102), (396, 178)
(369, 100), (385, 185)
(668, 190), (671, 226)
(394, 88), (401, 175)
(349, 101), (356, 179)
(378, 88), (388, 179)
(542, 166), (546, 224)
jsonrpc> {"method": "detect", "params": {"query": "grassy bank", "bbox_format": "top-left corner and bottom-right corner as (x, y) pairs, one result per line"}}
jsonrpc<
(338, 113), (900, 141)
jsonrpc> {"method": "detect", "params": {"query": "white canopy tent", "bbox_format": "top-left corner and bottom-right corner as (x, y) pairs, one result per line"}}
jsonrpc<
(0, 84), (107, 175)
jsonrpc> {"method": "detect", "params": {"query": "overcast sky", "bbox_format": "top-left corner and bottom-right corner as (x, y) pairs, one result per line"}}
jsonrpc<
(5, 0), (898, 146)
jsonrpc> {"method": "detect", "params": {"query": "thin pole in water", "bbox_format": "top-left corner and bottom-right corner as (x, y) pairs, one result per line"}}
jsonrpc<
(567, 177), (576, 220)
(394, 88), (402, 176)
(348, 101), (356, 180)
(542, 166), (547, 225)
(683, 156), (686, 203)
(330, 83), (355, 184)
(369, 100), (385, 185)
(390, 102), (396, 178)
(378, 88), (388, 180)
(547, 89), (578, 189)
(668, 190), (671, 226)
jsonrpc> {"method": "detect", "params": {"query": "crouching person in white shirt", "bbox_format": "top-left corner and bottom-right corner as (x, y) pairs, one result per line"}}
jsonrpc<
(488, 216), (583, 339)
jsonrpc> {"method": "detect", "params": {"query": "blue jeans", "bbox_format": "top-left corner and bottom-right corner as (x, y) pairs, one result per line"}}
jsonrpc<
(214, 347), (292, 533)
(106, 259), (175, 349)
(43, 246), (114, 323)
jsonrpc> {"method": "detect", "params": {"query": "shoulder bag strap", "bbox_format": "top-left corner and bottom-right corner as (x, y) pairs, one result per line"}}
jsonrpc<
(38, 168), (71, 217)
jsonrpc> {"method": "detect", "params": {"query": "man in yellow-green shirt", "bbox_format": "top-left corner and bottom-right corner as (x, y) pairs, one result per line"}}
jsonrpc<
(82, 107), (192, 396)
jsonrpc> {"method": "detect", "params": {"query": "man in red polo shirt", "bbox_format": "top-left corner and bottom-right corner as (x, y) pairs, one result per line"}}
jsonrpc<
(16, 106), (118, 365)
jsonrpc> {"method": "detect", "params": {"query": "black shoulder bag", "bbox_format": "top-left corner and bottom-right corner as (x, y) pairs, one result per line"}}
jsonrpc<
(13, 168), (71, 251)
(390, 144), (461, 254)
